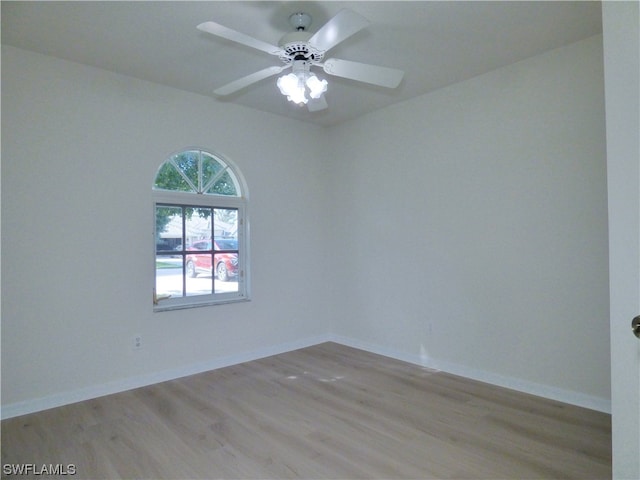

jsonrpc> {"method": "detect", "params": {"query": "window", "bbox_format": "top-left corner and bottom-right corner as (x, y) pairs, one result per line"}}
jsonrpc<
(153, 149), (249, 311)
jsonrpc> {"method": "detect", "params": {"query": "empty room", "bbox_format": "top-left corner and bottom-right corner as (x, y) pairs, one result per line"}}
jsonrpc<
(1, 1), (638, 478)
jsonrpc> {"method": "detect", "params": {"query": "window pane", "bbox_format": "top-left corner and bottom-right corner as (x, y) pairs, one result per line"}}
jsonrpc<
(156, 206), (183, 251)
(154, 162), (192, 192)
(214, 253), (239, 293)
(155, 206), (184, 300)
(185, 264), (214, 296)
(201, 153), (224, 192)
(172, 151), (199, 190)
(184, 222), (212, 297)
(214, 208), (238, 239)
(185, 207), (212, 246)
(156, 254), (184, 298)
(207, 170), (237, 196)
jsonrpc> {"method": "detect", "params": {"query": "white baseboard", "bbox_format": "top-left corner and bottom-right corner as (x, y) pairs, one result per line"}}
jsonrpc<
(329, 334), (612, 414)
(1, 334), (333, 420)
(1, 332), (610, 419)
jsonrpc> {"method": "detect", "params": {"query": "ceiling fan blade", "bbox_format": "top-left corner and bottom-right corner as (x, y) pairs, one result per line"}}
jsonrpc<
(197, 21), (282, 56)
(322, 58), (404, 89)
(307, 95), (328, 112)
(308, 9), (370, 53)
(214, 65), (288, 96)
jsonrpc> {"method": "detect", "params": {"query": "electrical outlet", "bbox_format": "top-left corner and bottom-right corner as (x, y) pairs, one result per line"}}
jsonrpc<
(133, 335), (142, 350)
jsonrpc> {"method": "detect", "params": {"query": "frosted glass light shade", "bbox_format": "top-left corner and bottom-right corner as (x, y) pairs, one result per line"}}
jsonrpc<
(277, 69), (327, 105)
(306, 75), (328, 99)
(276, 73), (307, 104)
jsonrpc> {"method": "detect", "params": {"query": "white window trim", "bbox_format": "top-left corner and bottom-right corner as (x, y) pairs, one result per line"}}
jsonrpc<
(152, 149), (250, 311)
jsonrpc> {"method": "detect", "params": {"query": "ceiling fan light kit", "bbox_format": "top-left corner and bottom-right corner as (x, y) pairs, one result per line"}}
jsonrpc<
(196, 8), (404, 112)
(277, 60), (328, 106)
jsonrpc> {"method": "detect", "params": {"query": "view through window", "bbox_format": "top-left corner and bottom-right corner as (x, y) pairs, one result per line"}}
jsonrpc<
(153, 150), (248, 310)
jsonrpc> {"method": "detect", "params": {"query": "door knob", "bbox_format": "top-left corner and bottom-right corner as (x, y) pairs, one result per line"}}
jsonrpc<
(633, 316), (640, 339)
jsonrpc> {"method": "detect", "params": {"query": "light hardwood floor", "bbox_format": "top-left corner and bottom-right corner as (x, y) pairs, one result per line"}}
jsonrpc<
(1, 342), (611, 479)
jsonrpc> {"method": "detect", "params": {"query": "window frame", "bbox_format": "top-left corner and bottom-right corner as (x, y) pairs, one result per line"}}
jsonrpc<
(152, 149), (250, 312)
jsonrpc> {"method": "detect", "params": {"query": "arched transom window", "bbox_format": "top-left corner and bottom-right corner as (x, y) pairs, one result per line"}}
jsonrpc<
(153, 149), (249, 310)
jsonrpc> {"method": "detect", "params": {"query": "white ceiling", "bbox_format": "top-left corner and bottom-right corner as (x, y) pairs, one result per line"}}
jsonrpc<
(1, 1), (603, 127)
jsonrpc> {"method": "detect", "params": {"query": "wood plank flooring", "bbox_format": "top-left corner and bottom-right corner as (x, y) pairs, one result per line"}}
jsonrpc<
(1, 342), (611, 479)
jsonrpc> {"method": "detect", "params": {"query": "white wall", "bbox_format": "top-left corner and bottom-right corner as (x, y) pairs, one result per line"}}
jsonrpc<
(1, 46), (331, 414)
(2, 34), (611, 416)
(328, 35), (610, 409)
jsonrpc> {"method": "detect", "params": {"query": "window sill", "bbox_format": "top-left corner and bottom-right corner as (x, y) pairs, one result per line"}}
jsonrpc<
(154, 296), (250, 312)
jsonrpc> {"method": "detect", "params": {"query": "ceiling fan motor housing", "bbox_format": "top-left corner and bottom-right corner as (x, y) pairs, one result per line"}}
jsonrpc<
(278, 30), (324, 64)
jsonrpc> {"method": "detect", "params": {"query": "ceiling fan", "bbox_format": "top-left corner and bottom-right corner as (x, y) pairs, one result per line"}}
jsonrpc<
(197, 8), (405, 112)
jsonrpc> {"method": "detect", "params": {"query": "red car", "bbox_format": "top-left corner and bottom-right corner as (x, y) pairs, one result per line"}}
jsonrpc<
(185, 239), (238, 281)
